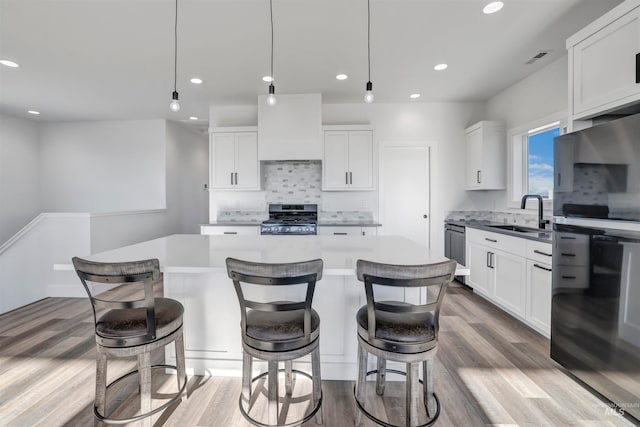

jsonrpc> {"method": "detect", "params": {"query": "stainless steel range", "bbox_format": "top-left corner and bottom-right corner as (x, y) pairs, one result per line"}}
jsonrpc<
(260, 204), (318, 235)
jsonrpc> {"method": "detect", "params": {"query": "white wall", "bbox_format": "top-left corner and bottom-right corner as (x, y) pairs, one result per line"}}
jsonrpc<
(165, 121), (209, 234)
(0, 113), (40, 243)
(323, 102), (485, 253)
(486, 55), (568, 130)
(38, 120), (167, 212)
(485, 55), (569, 210)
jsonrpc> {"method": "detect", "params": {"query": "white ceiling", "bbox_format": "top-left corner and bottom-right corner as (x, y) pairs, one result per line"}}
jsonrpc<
(0, 0), (623, 129)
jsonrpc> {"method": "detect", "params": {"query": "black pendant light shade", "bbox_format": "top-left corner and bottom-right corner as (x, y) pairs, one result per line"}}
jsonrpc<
(169, 0), (180, 112)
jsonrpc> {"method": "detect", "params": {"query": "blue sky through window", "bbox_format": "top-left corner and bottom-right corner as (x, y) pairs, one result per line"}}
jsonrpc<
(527, 127), (559, 198)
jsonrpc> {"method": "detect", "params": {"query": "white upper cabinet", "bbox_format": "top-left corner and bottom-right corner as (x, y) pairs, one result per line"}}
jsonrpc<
(568, 0), (640, 121)
(465, 121), (505, 190)
(258, 94), (322, 160)
(210, 127), (259, 190)
(322, 126), (374, 191)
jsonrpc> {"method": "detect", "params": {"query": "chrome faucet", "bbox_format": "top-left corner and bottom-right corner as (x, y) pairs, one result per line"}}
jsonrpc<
(520, 194), (547, 229)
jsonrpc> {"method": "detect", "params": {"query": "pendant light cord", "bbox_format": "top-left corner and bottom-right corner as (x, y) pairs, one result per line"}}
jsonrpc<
(173, 0), (178, 92)
(270, 0), (274, 81)
(367, 0), (371, 82)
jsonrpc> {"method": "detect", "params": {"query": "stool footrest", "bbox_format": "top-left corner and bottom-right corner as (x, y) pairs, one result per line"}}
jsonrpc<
(353, 369), (440, 427)
(239, 368), (323, 427)
(94, 364), (187, 425)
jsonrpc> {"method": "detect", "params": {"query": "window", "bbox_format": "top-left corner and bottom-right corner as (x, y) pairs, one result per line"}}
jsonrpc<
(509, 118), (564, 207)
(526, 126), (559, 198)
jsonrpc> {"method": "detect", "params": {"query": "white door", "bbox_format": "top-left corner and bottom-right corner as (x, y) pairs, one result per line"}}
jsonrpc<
(380, 146), (430, 247)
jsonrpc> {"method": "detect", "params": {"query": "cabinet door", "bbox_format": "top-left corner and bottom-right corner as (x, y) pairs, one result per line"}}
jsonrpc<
(526, 260), (551, 337)
(234, 132), (259, 189)
(323, 131), (349, 189)
(467, 241), (492, 296)
(318, 226), (361, 236)
(572, 7), (640, 119)
(465, 127), (483, 189)
(493, 250), (527, 319)
(211, 133), (236, 189)
(347, 131), (373, 189)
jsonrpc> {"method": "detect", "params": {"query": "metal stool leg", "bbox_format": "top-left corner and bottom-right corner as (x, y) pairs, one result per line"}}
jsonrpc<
(95, 347), (107, 427)
(311, 346), (323, 424)
(268, 360), (279, 425)
(376, 357), (386, 396)
(175, 332), (187, 399)
(241, 351), (253, 413)
(423, 356), (436, 418)
(355, 342), (368, 426)
(406, 362), (420, 427)
(285, 360), (293, 395)
(138, 352), (152, 427)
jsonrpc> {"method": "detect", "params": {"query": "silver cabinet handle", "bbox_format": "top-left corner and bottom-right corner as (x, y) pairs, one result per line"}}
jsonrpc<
(223, 231), (238, 235)
(345, 172), (349, 184)
(477, 170), (481, 183)
(533, 264), (552, 272)
(334, 232), (348, 235)
(533, 250), (552, 257)
(486, 251), (491, 268)
(489, 252), (494, 268)
(231, 172), (234, 185)
(234, 172), (238, 185)
(485, 238), (497, 243)
(557, 173), (562, 186)
(561, 253), (576, 257)
(636, 52), (639, 84)
(350, 172), (353, 184)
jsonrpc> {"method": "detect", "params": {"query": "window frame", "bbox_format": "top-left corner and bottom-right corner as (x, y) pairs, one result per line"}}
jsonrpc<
(507, 112), (568, 210)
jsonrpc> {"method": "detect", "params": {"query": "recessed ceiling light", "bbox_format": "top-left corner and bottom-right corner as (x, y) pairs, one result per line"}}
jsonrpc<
(189, 116), (198, 120)
(262, 76), (273, 82)
(190, 77), (203, 84)
(336, 74), (348, 80)
(410, 94), (421, 99)
(434, 63), (448, 71)
(27, 110), (40, 115)
(0, 59), (19, 68)
(483, 1), (504, 14)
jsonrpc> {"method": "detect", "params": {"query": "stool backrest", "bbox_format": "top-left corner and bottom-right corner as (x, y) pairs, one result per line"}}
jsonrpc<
(226, 257), (323, 350)
(72, 257), (162, 346)
(356, 259), (456, 351)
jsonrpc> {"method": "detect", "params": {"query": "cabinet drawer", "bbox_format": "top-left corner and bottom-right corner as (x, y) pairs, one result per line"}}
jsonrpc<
(554, 232), (589, 265)
(553, 265), (589, 290)
(466, 228), (526, 257)
(201, 225), (259, 236)
(527, 240), (553, 264)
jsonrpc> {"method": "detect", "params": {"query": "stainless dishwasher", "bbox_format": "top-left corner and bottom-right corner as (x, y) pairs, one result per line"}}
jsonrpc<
(444, 222), (466, 283)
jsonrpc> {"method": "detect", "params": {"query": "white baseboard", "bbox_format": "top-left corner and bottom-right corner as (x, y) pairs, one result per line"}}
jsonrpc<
(47, 284), (86, 298)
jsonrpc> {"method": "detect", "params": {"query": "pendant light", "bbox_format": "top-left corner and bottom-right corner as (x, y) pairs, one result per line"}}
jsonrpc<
(364, 0), (374, 104)
(266, 0), (276, 106)
(169, 0), (180, 112)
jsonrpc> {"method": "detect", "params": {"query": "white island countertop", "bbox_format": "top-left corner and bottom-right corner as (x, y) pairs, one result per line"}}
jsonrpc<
(55, 234), (469, 276)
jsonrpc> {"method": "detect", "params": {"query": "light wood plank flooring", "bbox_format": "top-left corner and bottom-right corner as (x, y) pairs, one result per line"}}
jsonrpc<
(0, 283), (636, 427)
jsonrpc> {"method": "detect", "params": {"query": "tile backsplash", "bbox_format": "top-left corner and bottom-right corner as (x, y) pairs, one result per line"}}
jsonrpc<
(446, 210), (551, 228)
(214, 160), (376, 223)
(262, 161), (322, 204)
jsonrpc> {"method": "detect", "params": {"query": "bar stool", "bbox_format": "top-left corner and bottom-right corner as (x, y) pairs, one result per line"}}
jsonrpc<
(72, 257), (187, 426)
(226, 257), (324, 426)
(353, 259), (456, 427)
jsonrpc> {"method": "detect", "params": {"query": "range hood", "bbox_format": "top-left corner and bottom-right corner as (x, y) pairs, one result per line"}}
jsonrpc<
(257, 93), (322, 161)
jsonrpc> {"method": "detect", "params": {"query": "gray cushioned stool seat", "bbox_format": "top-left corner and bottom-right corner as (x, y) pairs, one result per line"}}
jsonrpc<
(356, 302), (435, 345)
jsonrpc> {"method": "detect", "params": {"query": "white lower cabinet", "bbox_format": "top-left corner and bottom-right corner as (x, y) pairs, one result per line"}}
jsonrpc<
(466, 228), (552, 336)
(318, 226), (378, 236)
(200, 225), (259, 235)
(526, 260), (552, 337)
(493, 250), (527, 318)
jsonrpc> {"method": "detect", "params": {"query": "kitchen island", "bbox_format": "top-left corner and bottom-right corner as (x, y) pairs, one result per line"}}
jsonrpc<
(56, 234), (468, 380)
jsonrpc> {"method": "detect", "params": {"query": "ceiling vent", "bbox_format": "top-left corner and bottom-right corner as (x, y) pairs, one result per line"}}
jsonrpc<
(525, 50), (551, 65)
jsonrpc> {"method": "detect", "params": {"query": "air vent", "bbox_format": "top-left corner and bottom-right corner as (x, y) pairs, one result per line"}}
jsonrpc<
(525, 50), (551, 65)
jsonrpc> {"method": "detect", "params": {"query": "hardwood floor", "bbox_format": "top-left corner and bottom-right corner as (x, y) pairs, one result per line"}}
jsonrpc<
(0, 282), (636, 427)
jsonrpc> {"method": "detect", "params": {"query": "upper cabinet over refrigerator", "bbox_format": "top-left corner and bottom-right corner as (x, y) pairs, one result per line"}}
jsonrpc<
(567, 0), (640, 124)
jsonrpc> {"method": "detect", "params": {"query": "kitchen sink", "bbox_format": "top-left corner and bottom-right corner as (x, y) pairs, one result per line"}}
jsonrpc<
(488, 224), (539, 233)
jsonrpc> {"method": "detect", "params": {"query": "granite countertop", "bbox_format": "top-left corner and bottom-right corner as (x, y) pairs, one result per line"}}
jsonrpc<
(445, 219), (552, 243)
(318, 222), (381, 227)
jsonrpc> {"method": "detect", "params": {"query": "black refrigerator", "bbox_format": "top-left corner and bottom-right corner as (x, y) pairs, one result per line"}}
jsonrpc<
(552, 113), (640, 422)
